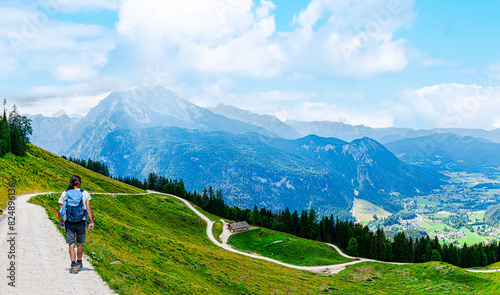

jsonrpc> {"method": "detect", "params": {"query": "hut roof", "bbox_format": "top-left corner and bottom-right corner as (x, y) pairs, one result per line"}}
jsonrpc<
(229, 221), (249, 230)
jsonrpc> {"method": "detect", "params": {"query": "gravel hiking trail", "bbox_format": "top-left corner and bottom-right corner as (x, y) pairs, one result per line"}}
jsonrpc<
(0, 193), (114, 295)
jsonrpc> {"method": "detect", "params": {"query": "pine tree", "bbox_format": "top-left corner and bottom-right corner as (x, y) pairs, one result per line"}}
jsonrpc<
(0, 111), (6, 156)
(8, 104), (31, 156)
(282, 208), (293, 234)
(393, 232), (407, 262)
(0, 109), (10, 156)
(369, 236), (378, 259)
(10, 125), (23, 156)
(346, 237), (359, 257)
(291, 211), (299, 236)
(299, 210), (309, 238)
(431, 249), (442, 261)
(307, 209), (319, 240)
(422, 243), (432, 262)
(384, 243), (394, 261)
(441, 243), (449, 263)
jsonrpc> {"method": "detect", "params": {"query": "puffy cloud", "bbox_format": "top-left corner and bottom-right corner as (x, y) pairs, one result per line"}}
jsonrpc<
(115, 0), (414, 79)
(116, 0), (286, 77)
(287, 0), (415, 78)
(394, 83), (500, 130)
(494, 118), (500, 129)
(0, 3), (115, 81)
(14, 82), (116, 116)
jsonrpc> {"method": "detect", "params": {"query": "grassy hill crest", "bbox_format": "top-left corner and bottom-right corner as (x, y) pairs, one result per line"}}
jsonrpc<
(0, 144), (143, 213)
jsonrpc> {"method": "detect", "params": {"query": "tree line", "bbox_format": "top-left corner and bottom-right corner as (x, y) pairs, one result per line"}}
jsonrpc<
(62, 156), (111, 177)
(63, 159), (500, 269)
(0, 101), (32, 157)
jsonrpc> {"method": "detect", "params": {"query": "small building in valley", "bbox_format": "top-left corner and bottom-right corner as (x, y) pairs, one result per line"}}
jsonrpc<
(228, 221), (249, 233)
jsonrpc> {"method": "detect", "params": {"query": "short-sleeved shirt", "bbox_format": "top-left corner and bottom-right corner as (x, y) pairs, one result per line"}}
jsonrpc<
(58, 189), (92, 220)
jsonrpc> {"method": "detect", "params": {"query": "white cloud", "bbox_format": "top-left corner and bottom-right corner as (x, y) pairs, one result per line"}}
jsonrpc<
(394, 83), (500, 130)
(0, 3), (115, 81)
(112, 0), (416, 85)
(287, 0), (415, 78)
(116, 0), (285, 77)
(19, 93), (108, 117)
(494, 118), (500, 129)
(0, 42), (17, 77)
(54, 64), (96, 82)
(14, 82), (116, 116)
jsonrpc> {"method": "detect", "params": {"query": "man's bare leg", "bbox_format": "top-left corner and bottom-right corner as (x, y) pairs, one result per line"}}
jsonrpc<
(69, 243), (76, 261)
(77, 243), (83, 261)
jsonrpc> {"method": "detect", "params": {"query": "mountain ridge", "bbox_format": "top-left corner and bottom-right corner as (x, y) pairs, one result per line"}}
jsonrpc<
(28, 86), (500, 157)
(93, 126), (445, 216)
(385, 133), (500, 173)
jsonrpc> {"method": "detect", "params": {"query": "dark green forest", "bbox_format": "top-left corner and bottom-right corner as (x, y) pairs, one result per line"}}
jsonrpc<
(0, 101), (32, 157)
(63, 156), (111, 177)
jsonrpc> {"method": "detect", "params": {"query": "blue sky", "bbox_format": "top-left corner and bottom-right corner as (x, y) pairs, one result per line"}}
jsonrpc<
(1, 0), (500, 130)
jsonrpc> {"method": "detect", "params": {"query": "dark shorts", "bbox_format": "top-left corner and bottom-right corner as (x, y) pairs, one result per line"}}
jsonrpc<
(65, 221), (86, 244)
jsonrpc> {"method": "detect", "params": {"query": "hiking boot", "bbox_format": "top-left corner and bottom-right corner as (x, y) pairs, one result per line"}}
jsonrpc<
(76, 262), (83, 271)
(70, 264), (79, 274)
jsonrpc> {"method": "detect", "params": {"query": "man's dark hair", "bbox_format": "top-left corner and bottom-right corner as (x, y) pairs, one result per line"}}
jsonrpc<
(67, 175), (81, 190)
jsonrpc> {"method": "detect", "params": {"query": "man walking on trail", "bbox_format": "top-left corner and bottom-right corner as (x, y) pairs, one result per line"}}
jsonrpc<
(58, 175), (95, 274)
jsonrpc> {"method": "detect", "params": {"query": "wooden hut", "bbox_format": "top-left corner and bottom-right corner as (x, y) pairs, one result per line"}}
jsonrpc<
(228, 221), (249, 233)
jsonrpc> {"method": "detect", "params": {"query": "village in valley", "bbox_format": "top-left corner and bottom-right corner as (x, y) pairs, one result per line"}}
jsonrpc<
(354, 172), (500, 246)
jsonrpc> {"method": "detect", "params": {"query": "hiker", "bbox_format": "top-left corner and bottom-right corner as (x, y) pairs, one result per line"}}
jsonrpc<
(58, 175), (95, 274)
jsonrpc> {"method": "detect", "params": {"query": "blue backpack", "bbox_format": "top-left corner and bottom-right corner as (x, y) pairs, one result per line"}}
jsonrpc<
(64, 189), (87, 223)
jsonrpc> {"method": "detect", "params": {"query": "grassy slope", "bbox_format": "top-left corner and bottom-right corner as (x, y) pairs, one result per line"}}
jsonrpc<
(212, 221), (223, 243)
(0, 145), (144, 211)
(326, 261), (497, 294)
(229, 227), (353, 266)
(31, 192), (500, 294)
(31, 193), (330, 294)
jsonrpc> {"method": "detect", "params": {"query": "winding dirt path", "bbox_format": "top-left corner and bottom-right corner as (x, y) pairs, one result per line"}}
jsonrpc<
(149, 190), (411, 274)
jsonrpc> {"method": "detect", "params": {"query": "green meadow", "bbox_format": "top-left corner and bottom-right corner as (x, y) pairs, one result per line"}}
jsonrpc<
(229, 227), (353, 266)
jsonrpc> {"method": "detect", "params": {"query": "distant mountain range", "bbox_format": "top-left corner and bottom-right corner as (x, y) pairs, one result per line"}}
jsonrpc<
(95, 127), (444, 216)
(385, 133), (500, 173)
(28, 85), (500, 215)
(28, 86), (500, 156)
(208, 103), (302, 139)
(29, 112), (82, 154)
